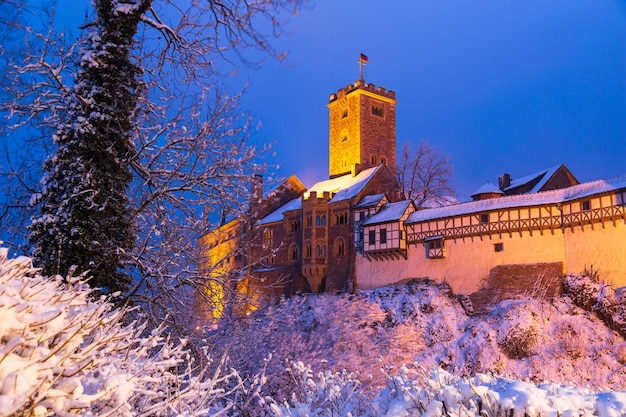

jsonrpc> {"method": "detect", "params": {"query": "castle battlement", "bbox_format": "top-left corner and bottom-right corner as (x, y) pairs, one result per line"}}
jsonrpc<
(329, 79), (396, 102)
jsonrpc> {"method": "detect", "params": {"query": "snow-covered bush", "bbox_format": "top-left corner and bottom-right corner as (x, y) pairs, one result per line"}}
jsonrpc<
(266, 361), (626, 417)
(264, 361), (370, 417)
(0, 247), (260, 416)
(564, 273), (626, 336)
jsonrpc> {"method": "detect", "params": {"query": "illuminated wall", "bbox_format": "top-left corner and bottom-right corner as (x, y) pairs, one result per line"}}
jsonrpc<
(356, 188), (626, 293)
(328, 80), (397, 178)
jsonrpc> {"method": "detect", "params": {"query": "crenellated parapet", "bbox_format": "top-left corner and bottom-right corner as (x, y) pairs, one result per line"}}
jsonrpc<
(329, 79), (396, 103)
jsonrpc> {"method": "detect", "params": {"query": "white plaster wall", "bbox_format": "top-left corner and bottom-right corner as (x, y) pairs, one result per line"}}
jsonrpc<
(356, 192), (626, 294)
(564, 221), (626, 288)
(357, 228), (570, 294)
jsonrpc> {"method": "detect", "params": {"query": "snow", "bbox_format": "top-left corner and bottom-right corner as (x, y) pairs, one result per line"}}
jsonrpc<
(214, 278), (626, 416)
(305, 166), (382, 202)
(505, 165), (561, 194)
(362, 200), (412, 225)
(4, 243), (626, 416)
(408, 172), (626, 223)
(355, 193), (386, 208)
(257, 197), (302, 225)
(470, 181), (503, 197)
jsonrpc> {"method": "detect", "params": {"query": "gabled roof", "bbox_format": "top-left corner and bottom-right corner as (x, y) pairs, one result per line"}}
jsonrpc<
(407, 173), (626, 224)
(471, 182), (504, 198)
(355, 193), (386, 209)
(256, 197), (302, 226)
(363, 200), (414, 226)
(305, 166), (382, 203)
(504, 164), (574, 194)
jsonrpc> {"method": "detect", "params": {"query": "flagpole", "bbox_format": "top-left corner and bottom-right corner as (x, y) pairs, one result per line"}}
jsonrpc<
(358, 53), (368, 81)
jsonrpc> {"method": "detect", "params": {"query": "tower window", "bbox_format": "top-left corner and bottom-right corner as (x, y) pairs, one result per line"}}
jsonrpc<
(372, 105), (384, 117)
(342, 108), (348, 118)
(371, 156), (377, 165)
(342, 134), (348, 142)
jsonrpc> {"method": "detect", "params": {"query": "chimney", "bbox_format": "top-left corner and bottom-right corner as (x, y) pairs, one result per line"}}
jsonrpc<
(498, 173), (511, 190)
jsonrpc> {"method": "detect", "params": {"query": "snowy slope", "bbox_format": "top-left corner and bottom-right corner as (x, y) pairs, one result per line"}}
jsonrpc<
(212, 279), (626, 410)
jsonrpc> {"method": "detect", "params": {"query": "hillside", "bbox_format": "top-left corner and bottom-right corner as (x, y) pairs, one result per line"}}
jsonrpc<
(210, 277), (626, 398)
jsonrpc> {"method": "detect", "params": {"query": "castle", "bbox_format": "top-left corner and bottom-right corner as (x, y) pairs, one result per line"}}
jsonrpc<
(199, 76), (626, 318)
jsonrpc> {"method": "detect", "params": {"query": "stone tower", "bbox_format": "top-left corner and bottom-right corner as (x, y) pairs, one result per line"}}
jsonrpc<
(327, 79), (397, 179)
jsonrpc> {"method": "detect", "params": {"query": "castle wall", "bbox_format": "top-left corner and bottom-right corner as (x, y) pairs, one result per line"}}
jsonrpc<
(356, 189), (626, 294)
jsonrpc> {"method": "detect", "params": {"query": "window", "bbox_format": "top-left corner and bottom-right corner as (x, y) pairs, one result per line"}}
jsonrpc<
(289, 220), (300, 232)
(480, 213), (489, 224)
(262, 228), (273, 249)
(304, 242), (312, 258)
(494, 243), (504, 253)
(342, 108), (348, 118)
(334, 238), (345, 256)
(342, 134), (348, 142)
(380, 228), (387, 244)
(289, 244), (299, 261)
(368, 230), (376, 246)
(315, 244), (327, 257)
(335, 212), (348, 225)
(581, 200), (591, 211)
(305, 215), (312, 228)
(315, 214), (326, 227)
(372, 105), (384, 117)
(371, 156), (377, 165)
(425, 237), (445, 259)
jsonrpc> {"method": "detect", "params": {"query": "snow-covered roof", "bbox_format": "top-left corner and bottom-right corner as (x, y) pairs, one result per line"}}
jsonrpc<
(471, 182), (504, 197)
(355, 193), (386, 209)
(421, 195), (460, 208)
(407, 173), (626, 224)
(505, 165), (561, 193)
(363, 200), (413, 226)
(305, 166), (381, 203)
(256, 197), (302, 226)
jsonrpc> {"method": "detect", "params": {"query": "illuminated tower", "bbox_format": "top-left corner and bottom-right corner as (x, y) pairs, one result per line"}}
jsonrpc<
(327, 79), (397, 178)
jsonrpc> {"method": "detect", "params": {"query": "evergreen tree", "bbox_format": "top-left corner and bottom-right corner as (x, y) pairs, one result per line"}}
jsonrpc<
(29, 1), (149, 293)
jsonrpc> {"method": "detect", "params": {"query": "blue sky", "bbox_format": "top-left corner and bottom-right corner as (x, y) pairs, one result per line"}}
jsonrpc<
(58, 1), (626, 200)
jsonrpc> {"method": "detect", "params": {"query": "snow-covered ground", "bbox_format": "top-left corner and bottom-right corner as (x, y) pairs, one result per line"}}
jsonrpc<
(2, 245), (626, 416)
(212, 278), (626, 416)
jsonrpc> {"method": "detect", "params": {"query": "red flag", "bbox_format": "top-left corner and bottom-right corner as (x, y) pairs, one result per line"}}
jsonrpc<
(360, 53), (369, 63)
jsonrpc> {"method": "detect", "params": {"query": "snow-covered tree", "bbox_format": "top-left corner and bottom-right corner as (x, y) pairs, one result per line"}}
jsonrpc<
(396, 139), (455, 207)
(1, 0), (306, 330)
(28, 0), (144, 293)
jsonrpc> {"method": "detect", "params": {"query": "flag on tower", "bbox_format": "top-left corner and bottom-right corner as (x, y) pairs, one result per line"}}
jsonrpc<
(360, 53), (369, 63)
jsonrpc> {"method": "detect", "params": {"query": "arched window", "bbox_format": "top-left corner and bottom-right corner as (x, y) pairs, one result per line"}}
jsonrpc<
(289, 244), (299, 262)
(334, 238), (345, 256)
(315, 215), (321, 226)
(371, 156), (377, 165)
